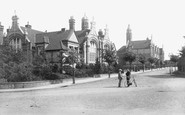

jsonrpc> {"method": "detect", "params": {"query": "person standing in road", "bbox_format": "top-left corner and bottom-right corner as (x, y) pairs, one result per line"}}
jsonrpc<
(118, 69), (123, 87)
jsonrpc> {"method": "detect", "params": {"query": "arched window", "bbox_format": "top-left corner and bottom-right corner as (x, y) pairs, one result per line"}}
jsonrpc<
(89, 40), (97, 62)
(10, 38), (22, 51)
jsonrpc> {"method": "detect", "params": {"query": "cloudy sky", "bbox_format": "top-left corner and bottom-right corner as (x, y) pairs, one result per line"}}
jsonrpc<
(0, 0), (185, 60)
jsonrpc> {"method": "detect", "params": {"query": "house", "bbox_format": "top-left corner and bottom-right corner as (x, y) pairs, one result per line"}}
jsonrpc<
(2, 15), (43, 62)
(35, 28), (78, 63)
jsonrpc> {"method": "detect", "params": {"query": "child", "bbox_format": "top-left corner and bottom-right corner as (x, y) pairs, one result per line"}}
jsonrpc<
(118, 69), (123, 87)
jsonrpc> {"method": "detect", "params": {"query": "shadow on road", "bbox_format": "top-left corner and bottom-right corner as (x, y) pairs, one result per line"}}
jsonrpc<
(103, 86), (128, 88)
(146, 74), (185, 79)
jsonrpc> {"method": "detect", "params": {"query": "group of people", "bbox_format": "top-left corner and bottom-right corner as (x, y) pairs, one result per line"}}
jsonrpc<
(118, 69), (132, 87)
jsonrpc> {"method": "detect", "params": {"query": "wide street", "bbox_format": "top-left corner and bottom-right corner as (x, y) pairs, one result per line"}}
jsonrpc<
(0, 68), (185, 115)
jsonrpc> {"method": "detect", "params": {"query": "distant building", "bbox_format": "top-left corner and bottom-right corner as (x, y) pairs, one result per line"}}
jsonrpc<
(117, 25), (164, 65)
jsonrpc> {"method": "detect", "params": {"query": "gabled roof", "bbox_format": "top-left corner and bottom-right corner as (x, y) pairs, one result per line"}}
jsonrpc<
(117, 46), (127, 53)
(36, 30), (75, 51)
(75, 29), (90, 44)
(130, 40), (151, 49)
(20, 26), (43, 46)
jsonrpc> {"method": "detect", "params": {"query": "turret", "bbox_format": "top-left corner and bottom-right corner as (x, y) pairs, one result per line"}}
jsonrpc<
(11, 15), (19, 31)
(0, 22), (4, 45)
(81, 14), (89, 30)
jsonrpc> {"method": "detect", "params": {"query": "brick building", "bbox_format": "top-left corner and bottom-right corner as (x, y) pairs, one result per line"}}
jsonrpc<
(35, 15), (116, 64)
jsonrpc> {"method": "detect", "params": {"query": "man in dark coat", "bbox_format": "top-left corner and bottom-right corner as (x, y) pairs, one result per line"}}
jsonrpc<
(126, 70), (132, 87)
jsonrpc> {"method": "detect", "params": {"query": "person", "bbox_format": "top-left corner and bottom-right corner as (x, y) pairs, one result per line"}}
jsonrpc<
(118, 69), (123, 87)
(126, 69), (132, 87)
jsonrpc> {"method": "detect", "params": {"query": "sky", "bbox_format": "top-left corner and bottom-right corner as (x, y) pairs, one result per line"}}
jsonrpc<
(0, 0), (185, 60)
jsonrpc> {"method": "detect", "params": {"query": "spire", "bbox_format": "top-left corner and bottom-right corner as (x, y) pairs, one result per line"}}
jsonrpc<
(126, 24), (132, 44)
(127, 24), (130, 30)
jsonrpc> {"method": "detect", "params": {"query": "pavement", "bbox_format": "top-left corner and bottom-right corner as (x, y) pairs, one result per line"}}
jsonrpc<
(0, 68), (168, 93)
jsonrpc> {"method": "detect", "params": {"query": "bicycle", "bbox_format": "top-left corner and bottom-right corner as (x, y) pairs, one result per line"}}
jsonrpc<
(123, 75), (137, 87)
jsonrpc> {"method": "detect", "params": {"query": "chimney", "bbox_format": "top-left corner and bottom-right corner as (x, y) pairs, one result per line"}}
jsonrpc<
(69, 16), (75, 30)
(7, 29), (10, 33)
(25, 22), (32, 29)
(61, 28), (65, 32)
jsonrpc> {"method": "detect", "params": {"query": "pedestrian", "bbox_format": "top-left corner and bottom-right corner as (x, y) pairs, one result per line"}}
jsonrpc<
(118, 69), (123, 87)
(126, 69), (132, 87)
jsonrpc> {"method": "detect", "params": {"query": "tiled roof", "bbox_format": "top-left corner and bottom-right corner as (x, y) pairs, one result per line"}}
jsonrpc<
(20, 26), (43, 46)
(36, 30), (74, 51)
(130, 40), (151, 49)
(75, 29), (90, 44)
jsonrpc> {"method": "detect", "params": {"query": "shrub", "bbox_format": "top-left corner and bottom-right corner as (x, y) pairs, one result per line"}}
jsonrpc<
(63, 65), (74, 76)
(4, 62), (35, 82)
(51, 64), (59, 73)
(44, 73), (60, 80)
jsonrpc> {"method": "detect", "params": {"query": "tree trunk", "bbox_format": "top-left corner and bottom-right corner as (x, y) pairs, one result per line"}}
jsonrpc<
(143, 64), (145, 72)
(72, 68), (75, 84)
(129, 63), (132, 71)
(108, 65), (110, 78)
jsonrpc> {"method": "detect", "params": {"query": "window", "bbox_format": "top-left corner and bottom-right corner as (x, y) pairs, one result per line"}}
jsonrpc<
(10, 38), (22, 52)
(89, 40), (97, 62)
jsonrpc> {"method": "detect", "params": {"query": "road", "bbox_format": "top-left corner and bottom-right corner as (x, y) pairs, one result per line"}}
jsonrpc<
(0, 68), (185, 115)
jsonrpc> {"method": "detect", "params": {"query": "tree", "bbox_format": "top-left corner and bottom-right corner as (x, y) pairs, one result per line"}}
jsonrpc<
(177, 46), (185, 72)
(103, 48), (118, 78)
(123, 51), (136, 71)
(179, 46), (185, 57)
(170, 54), (179, 71)
(138, 54), (146, 72)
(148, 57), (155, 70)
(65, 49), (79, 84)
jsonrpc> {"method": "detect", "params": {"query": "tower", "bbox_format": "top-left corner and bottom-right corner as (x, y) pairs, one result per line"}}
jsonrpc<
(69, 16), (75, 30)
(126, 24), (132, 44)
(81, 14), (89, 30)
(0, 22), (4, 45)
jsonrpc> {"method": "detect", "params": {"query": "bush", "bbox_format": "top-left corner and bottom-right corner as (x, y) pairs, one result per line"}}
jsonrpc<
(3, 62), (35, 82)
(44, 73), (60, 80)
(32, 64), (59, 80)
(100, 63), (109, 74)
(51, 64), (58, 73)
(63, 65), (74, 76)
